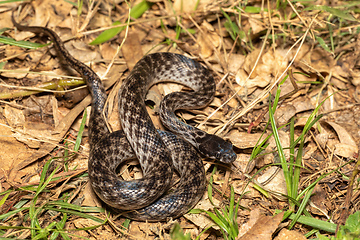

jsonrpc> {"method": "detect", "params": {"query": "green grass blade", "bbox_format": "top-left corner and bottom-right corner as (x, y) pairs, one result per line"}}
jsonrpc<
(221, 8), (241, 42)
(63, 0), (77, 7)
(195, 225), (215, 240)
(205, 211), (229, 233)
(233, 201), (240, 236)
(54, 213), (71, 240)
(34, 163), (59, 199)
(288, 213), (336, 233)
(74, 110), (87, 152)
(0, 192), (10, 207)
(0, 36), (48, 49)
(214, 208), (229, 226)
(0, 207), (29, 220)
(297, 161), (353, 200)
(291, 114), (323, 148)
(291, 132), (306, 207)
(44, 207), (105, 223)
(250, 128), (271, 161)
(315, 36), (331, 53)
(77, 0), (84, 16)
(30, 212), (41, 238)
(327, 19), (334, 52)
(90, 0), (152, 45)
(305, 5), (357, 21)
(289, 184), (315, 229)
(63, 140), (70, 171)
(289, 117), (295, 200)
(46, 201), (104, 213)
(244, 6), (263, 13)
(32, 231), (50, 240)
(36, 159), (52, 194)
(268, 87), (292, 197)
(207, 166), (217, 205)
(89, 21), (124, 45)
(228, 186), (235, 218)
(130, 0), (153, 19)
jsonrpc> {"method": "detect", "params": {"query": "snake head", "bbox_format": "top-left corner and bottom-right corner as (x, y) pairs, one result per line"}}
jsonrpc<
(198, 134), (237, 164)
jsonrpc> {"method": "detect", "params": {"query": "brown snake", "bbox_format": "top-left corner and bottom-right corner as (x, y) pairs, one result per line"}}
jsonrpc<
(12, 9), (237, 221)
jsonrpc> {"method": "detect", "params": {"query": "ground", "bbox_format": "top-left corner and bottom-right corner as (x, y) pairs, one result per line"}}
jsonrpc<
(0, 0), (359, 239)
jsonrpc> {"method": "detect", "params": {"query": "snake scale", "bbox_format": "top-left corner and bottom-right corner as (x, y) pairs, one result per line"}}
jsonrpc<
(12, 9), (237, 221)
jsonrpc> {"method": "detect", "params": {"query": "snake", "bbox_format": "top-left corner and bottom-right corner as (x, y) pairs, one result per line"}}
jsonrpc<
(12, 9), (237, 221)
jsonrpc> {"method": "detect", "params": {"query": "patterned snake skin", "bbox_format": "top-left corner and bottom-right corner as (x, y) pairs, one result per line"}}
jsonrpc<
(12, 11), (237, 221)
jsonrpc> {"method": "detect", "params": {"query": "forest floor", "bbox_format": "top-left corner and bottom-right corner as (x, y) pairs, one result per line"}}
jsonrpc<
(0, 0), (360, 239)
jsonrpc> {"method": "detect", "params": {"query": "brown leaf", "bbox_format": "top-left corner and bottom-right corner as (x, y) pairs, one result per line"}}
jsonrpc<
(295, 46), (335, 75)
(274, 104), (296, 126)
(291, 96), (315, 114)
(248, 17), (266, 35)
(326, 121), (358, 158)
(309, 185), (329, 217)
(173, 0), (214, 13)
(0, 119), (39, 191)
(184, 194), (221, 230)
(121, 31), (143, 71)
(66, 41), (101, 63)
(82, 182), (103, 207)
(257, 168), (287, 201)
(274, 229), (307, 240)
(228, 130), (268, 149)
(100, 43), (118, 61)
(228, 54), (246, 75)
(237, 212), (284, 240)
(236, 49), (288, 91)
(197, 21), (221, 58)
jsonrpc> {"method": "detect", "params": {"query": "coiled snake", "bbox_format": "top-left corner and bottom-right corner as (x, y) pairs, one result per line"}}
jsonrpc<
(12, 10), (237, 221)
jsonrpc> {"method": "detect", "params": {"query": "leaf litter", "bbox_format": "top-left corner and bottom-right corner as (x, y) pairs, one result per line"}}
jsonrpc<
(0, 0), (360, 239)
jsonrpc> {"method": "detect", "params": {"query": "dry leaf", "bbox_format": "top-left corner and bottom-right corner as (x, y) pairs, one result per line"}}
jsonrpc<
(0, 67), (30, 78)
(228, 130), (268, 149)
(257, 167), (287, 201)
(309, 184), (329, 217)
(173, 0), (214, 13)
(184, 194), (220, 230)
(295, 46), (335, 75)
(236, 49), (288, 91)
(82, 182), (103, 208)
(232, 153), (251, 173)
(228, 54), (246, 74)
(4, 45), (27, 61)
(326, 121), (358, 158)
(315, 131), (329, 149)
(0, 119), (38, 191)
(66, 41), (101, 63)
(173, 0), (197, 13)
(326, 121), (357, 146)
(100, 42), (118, 60)
(238, 208), (261, 237)
(121, 31), (143, 71)
(274, 104), (296, 126)
(197, 21), (221, 58)
(291, 96), (315, 113)
(3, 104), (25, 126)
(334, 143), (358, 158)
(274, 229), (307, 240)
(350, 69), (360, 86)
(237, 212), (284, 240)
(248, 17), (266, 35)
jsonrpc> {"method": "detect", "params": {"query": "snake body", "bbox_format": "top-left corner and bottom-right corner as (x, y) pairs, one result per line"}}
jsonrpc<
(12, 11), (236, 221)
